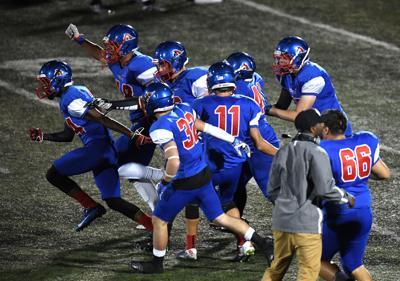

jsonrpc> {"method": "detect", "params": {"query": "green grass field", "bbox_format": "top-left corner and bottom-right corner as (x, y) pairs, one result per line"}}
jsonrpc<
(0, 0), (399, 280)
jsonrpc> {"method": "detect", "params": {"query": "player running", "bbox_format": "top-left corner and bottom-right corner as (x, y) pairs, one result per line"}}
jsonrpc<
(29, 60), (153, 232)
(268, 36), (352, 136)
(319, 110), (390, 281)
(65, 23), (160, 210)
(226, 52), (280, 218)
(130, 82), (273, 274)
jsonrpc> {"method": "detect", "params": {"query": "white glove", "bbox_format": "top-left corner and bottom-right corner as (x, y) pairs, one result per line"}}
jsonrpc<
(232, 138), (251, 158)
(65, 23), (80, 40)
(92, 98), (113, 111)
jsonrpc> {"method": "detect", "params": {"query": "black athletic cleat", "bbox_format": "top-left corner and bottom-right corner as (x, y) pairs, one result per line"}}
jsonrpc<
(260, 237), (274, 266)
(75, 204), (106, 232)
(131, 260), (164, 274)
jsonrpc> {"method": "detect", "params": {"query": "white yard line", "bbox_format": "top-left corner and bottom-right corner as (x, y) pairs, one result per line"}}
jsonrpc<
(231, 0), (400, 52)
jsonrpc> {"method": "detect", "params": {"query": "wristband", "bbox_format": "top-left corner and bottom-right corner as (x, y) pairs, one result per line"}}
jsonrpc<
(161, 179), (169, 185)
(74, 34), (86, 45)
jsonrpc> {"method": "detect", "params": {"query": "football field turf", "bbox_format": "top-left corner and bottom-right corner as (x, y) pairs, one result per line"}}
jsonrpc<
(0, 0), (399, 280)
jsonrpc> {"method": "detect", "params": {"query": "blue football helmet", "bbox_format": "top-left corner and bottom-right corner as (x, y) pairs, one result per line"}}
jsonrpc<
(36, 60), (72, 99)
(153, 41), (188, 81)
(144, 82), (175, 116)
(272, 36), (310, 75)
(226, 52), (256, 80)
(207, 61), (236, 92)
(102, 24), (138, 64)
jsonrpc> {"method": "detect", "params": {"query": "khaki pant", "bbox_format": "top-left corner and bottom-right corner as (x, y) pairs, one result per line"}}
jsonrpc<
(262, 231), (322, 281)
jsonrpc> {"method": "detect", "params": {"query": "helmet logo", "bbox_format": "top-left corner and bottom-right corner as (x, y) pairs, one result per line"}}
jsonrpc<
(172, 49), (183, 58)
(216, 75), (225, 81)
(295, 46), (305, 55)
(145, 91), (155, 103)
(240, 63), (251, 71)
(123, 33), (135, 42)
(54, 69), (63, 77)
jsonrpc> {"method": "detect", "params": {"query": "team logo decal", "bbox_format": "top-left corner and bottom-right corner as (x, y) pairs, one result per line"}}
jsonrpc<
(240, 62), (251, 71)
(123, 33), (135, 42)
(172, 49), (183, 58)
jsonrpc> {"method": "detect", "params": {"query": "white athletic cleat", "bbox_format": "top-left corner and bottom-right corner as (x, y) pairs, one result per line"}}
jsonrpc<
(176, 248), (197, 260)
(242, 241), (255, 256)
(233, 241), (255, 262)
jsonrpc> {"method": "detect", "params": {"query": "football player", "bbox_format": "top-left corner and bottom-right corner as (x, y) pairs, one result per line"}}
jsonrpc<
(192, 61), (278, 261)
(268, 36), (352, 137)
(153, 40), (209, 258)
(226, 52), (280, 218)
(29, 60), (153, 232)
(130, 82), (273, 274)
(65, 23), (160, 210)
(319, 110), (390, 281)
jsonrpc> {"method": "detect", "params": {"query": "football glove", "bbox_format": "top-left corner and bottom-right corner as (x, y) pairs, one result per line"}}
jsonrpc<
(65, 23), (85, 44)
(232, 138), (251, 158)
(92, 98), (113, 111)
(130, 127), (153, 148)
(29, 128), (43, 142)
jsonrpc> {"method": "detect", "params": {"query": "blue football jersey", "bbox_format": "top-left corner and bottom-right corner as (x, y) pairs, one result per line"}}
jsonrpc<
(59, 85), (113, 146)
(193, 94), (262, 169)
(166, 67), (208, 105)
(235, 72), (279, 149)
(278, 61), (352, 136)
(149, 103), (207, 179)
(320, 131), (380, 209)
(108, 51), (156, 122)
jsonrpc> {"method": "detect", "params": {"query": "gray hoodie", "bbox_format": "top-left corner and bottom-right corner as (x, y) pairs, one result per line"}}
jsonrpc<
(267, 137), (351, 234)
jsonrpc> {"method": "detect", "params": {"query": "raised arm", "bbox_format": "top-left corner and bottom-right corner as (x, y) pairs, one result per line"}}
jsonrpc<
(65, 23), (106, 63)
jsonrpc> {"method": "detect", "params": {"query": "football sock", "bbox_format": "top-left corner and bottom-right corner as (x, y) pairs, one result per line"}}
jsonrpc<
(137, 213), (153, 232)
(69, 189), (97, 209)
(237, 236), (246, 247)
(186, 234), (196, 250)
(244, 227), (255, 241)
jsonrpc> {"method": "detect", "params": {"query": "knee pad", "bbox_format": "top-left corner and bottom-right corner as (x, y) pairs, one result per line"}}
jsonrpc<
(185, 204), (200, 219)
(222, 201), (236, 213)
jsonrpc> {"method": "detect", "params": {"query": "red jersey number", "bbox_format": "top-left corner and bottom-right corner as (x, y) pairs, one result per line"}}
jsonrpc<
(339, 144), (372, 182)
(251, 83), (265, 114)
(66, 117), (86, 136)
(177, 112), (199, 150)
(214, 105), (240, 137)
(115, 80), (134, 98)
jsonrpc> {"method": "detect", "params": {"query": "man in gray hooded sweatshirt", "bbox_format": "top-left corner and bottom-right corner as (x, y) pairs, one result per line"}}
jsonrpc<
(262, 109), (355, 281)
